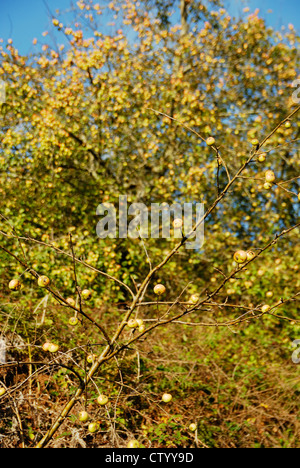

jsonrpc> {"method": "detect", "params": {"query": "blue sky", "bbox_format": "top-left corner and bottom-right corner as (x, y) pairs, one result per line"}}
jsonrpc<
(230, 0), (300, 29)
(0, 0), (72, 54)
(0, 0), (299, 55)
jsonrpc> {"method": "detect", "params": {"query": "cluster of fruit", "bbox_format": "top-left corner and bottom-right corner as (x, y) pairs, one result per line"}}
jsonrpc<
(9, 275), (51, 291)
(205, 136), (261, 148)
(263, 170), (276, 190)
(75, 391), (197, 447)
(233, 250), (273, 313)
(127, 317), (145, 333)
(9, 276), (94, 328)
(233, 249), (256, 265)
(205, 135), (300, 201)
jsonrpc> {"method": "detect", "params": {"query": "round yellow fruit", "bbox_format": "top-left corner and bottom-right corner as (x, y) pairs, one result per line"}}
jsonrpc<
(261, 305), (271, 313)
(257, 153), (266, 163)
(82, 289), (92, 300)
(233, 250), (247, 264)
(88, 422), (100, 433)
(66, 298), (76, 307)
(206, 137), (216, 146)
(162, 393), (172, 403)
(38, 276), (51, 288)
(69, 317), (79, 326)
(265, 170), (275, 183)
(189, 293), (200, 304)
(189, 423), (197, 432)
(9, 279), (22, 291)
(42, 342), (51, 351)
(127, 439), (140, 448)
(154, 284), (166, 295)
(127, 319), (138, 329)
(0, 387), (6, 397)
(246, 251), (256, 261)
(251, 138), (259, 146)
(173, 218), (183, 229)
(97, 394), (108, 406)
(48, 343), (59, 353)
(78, 411), (89, 422)
(87, 354), (97, 364)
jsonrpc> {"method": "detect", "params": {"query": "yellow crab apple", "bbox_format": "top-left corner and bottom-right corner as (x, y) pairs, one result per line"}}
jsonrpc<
(173, 218), (183, 229)
(48, 343), (59, 353)
(162, 393), (172, 403)
(154, 284), (166, 295)
(9, 279), (22, 291)
(189, 423), (197, 432)
(246, 251), (256, 261)
(233, 250), (247, 264)
(0, 387), (6, 397)
(257, 153), (266, 163)
(38, 276), (51, 288)
(88, 422), (100, 433)
(42, 342), (51, 351)
(69, 316), (79, 326)
(127, 439), (140, 448)
(189, 293), (200, 304)
(87, 354), (97, 364)
(66, 298), (76, 307)
(97, 394), (108, 406)
(265, 170), (275, 183)
(82, 289), (92, 300)
(127, 318), (138, 328)
(78, 411), (89, 422)
(136, 319), (145, 332)
(206, 136), (215, 146)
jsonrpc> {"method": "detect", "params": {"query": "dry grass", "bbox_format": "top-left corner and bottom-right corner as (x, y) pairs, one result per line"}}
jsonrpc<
(1, 302), (299, 448)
